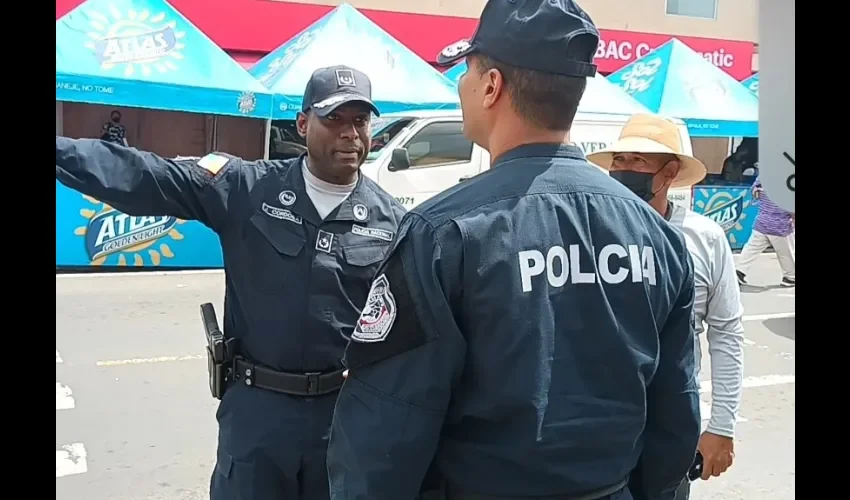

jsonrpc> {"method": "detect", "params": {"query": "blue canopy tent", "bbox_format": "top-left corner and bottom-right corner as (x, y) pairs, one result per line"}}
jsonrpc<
(56, 0), (272, 270)
(442, 61), (652, 116)
(56, 0), (273, 119)
(742, 72), (759, 96)
(607, 39), (759, 137)
(249, 3), (459, 120)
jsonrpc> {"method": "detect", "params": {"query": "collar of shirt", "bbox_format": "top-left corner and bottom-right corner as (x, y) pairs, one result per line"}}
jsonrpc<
(272, 154), (373, 226)
(302, 159), (357, 195)
(491, 143), (586, 168)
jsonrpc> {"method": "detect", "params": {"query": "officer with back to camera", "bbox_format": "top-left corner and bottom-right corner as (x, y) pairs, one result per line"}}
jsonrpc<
(56, 66), (405, 500)
(326, 1), (701, 499)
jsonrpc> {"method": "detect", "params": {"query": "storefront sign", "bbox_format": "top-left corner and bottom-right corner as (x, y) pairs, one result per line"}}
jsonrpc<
(594, 30), (754, 80)
(692, 186), (758, 250)
(56, 182), (224, 268)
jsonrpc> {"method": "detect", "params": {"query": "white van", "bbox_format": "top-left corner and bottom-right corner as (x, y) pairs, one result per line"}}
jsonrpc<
(361, 109), (694, 210)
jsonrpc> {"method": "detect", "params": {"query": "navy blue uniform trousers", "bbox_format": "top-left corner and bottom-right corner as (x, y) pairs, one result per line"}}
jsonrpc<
(211, 382), (337, 499)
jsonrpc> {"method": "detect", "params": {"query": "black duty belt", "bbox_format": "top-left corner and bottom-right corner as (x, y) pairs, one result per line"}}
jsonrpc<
(444, 477), (628, 500)
(233, 358), (345, 396)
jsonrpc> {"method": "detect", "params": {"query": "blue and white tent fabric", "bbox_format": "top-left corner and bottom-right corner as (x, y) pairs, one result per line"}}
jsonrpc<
(580, 72), (654, 115)
(741, 72), (759, 96)
(607, 39), (759, 137)
(442, 60), (651, 116)
(249, 3), (459, 120)
(442, 60), (467, 83)
(56, 0), (273, 118)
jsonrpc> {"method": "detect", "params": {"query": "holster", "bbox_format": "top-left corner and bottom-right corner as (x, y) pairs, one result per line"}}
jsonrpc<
(200, 303), (236, 400)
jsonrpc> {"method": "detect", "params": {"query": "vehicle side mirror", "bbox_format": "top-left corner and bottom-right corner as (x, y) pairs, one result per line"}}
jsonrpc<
(389, 148), (411, 172)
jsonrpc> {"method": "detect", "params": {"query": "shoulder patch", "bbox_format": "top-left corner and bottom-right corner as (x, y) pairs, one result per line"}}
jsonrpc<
(352, 274), (396, 343)
(196, 154), (230, 174)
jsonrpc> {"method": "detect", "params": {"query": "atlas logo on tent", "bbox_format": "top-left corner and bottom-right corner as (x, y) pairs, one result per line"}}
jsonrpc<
(518, 244), (657, 293)
(619, 58), (663, 94)
(75, 196), (185, 266)
(237, 92), (257, 115)
(84, 8), (186, 76)
(701, 192), (746, 232)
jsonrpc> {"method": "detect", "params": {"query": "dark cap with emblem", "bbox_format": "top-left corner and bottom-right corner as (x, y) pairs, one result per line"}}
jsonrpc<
(302, 65), (381, 117)
(436, 0), (599, 77)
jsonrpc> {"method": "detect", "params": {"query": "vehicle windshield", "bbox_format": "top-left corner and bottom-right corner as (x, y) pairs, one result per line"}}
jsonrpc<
(366, 117), (415, 161)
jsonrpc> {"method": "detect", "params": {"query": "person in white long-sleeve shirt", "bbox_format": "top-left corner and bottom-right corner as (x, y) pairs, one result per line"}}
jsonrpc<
(588, 114), (745, 500)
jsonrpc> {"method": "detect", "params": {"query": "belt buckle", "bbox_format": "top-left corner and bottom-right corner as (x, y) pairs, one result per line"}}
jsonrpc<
(305, 372), (321, 395)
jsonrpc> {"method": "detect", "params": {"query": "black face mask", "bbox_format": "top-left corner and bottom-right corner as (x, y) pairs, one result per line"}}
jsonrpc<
(111, 117), (120, 123)
(610, 170), (659, 202)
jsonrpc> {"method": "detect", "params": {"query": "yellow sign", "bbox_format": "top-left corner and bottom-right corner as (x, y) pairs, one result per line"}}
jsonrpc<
(74, 195), (186, 266)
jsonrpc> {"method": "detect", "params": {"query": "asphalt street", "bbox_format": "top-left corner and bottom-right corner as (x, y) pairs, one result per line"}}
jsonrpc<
(56, 252), (795, 500)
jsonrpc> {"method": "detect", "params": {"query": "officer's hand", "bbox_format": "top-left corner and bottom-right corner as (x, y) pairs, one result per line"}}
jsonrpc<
(697, 431), (734, 480)
(343, 369), (349, 379)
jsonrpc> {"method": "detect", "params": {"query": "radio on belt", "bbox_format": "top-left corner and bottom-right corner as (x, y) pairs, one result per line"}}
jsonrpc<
(200, 302), (236, 400)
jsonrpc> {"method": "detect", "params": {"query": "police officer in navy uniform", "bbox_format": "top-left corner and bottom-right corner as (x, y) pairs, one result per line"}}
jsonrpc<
(56, 65), (405, 500)
(326, 1), (701, 499)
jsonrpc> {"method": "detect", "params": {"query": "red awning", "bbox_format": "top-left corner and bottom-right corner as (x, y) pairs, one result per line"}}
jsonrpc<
(229, 51), (264, 70)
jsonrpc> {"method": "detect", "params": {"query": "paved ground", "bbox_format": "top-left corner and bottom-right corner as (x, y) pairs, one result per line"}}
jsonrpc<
(56, 252), (794, 500)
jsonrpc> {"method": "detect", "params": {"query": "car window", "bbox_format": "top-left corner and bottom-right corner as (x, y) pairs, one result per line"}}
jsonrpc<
(404, 122), (473, 169)
(367, 117), (415, 162)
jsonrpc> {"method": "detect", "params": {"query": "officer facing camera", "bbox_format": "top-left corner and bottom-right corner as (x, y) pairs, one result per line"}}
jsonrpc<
(56, 65), (405, 500)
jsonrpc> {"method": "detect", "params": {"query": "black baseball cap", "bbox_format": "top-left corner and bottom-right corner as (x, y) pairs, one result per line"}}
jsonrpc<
(302, 65), (380, 117)
(436, 0), (599, 78)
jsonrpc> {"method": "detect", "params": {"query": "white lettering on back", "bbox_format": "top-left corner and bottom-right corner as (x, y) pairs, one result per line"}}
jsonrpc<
(518, 243), (657, 292)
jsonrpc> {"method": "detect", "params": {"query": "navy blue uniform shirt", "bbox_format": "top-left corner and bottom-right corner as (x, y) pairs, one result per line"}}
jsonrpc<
(56, 137), (406, 373)
(327, 144), (700, 500)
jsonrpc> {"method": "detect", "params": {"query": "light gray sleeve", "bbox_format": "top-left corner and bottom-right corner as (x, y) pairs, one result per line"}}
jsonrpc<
(704, 231), (746, 438)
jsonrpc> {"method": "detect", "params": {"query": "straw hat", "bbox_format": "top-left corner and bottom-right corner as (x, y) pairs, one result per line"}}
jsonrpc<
(587, 114), (707, 188)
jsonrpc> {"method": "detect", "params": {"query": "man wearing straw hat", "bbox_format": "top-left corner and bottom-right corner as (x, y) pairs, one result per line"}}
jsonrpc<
(327, 0), (701, 498)
(588, 114), (745, 500)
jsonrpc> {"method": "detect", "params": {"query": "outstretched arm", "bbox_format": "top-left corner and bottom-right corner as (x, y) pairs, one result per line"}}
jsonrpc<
(57, 137), (243, 232)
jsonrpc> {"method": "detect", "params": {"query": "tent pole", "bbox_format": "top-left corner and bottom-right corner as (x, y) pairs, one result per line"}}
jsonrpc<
(263, 119), (271, 160)
(212, 116), (219, 151)
(56, 101), (64, 135)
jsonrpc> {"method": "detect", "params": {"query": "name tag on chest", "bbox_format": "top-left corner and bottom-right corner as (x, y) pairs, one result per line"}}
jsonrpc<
(351, 224), (394, 242)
